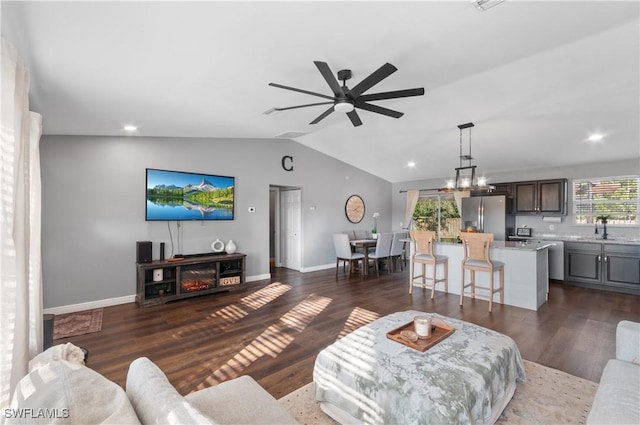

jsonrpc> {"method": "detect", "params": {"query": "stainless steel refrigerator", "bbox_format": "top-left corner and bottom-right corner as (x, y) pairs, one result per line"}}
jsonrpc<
(461, 195), (515, 241)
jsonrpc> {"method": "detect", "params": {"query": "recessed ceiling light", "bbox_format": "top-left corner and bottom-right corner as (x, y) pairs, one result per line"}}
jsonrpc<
(407, 161), (416, 168)
(587, 133), (605, 142)
(123, 125), (138, 132)
(472, 0), (505, 12)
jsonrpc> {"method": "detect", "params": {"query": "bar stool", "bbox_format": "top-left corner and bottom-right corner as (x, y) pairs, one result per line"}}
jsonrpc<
(409, 230), (448, 299)
(459, 232), (504, 312)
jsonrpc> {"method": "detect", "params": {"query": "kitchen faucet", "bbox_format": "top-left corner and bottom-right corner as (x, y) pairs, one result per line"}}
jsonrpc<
(595, 216), (609, 240)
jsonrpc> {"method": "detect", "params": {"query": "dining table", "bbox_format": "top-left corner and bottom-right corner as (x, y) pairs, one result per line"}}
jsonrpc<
(350, 239), (377, 276)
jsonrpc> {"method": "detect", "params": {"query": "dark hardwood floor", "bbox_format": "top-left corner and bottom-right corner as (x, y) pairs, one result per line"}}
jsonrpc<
(61, 266), (640, 399)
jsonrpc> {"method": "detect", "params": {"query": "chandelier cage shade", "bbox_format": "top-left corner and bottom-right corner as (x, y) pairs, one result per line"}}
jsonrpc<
(442, 122), (492, 192)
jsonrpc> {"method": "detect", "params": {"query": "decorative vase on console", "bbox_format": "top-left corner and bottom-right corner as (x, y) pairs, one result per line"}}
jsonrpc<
(211, 238), (225, 253)
(225, 240), (237, 254)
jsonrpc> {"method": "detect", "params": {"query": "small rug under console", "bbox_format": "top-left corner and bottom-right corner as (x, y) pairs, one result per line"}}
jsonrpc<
(278, 360), (598, 425)
(53, 308), (103, 339)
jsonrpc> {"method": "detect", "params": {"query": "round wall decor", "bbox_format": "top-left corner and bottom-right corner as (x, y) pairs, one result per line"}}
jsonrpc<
(345, 195), (365, 223)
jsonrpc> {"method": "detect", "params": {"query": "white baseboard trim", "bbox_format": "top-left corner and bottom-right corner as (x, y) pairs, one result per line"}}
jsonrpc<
(301, 263), (334, 273)
(247, 273), (271, 282)
(43, 273), (273, 314)
(43, 295), (136, 315)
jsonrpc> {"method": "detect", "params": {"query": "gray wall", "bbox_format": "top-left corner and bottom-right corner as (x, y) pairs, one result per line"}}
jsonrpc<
(40, 135), (391, 309)
(392, 158), (640, 239)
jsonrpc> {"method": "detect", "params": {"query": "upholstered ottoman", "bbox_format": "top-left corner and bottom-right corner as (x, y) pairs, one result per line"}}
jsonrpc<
(313, 311), (526, 425)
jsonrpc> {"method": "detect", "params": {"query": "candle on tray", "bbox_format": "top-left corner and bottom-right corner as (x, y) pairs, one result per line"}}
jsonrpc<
(414, 316), (432, 339)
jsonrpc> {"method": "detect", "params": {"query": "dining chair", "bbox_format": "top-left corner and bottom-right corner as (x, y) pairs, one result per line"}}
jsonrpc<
(459, 232), (504, 312)
(354, 230), (370, 240)
(389, 232), (408, 271)
(409, 230), (448, 298)
(367, 232), (393, 277)
(333, 233), (365, 277)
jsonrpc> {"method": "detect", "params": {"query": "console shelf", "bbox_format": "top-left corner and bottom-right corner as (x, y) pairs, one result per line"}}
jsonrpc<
(135, 252), (247, 307)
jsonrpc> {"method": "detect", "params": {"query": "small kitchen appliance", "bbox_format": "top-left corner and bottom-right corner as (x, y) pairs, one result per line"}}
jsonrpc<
(516, 227), (533, 237)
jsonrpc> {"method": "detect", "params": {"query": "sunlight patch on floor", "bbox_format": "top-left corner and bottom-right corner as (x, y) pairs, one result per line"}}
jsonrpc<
(240, 281), (291, 310)
(195, 293), (331, 390)
(338, 307), (380, 339)
(172, 282), (292, 342)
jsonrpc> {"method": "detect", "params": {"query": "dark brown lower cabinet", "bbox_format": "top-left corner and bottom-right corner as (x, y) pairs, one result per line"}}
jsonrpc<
(565, 242), (639, 292)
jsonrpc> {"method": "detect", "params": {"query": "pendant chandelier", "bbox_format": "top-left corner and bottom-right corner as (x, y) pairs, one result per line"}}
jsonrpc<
(443, 122), (492, 191)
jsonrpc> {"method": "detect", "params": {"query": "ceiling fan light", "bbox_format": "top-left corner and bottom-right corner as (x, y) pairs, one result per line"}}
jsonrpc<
(334, 101), (354, 113)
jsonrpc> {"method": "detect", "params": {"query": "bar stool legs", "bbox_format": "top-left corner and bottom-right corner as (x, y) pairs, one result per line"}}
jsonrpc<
(460, 266), (504, 312)
(410, 258), (448, 299)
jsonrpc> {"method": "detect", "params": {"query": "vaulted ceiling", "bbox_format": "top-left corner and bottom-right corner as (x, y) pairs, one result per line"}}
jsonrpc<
(2, 1), (638, 183)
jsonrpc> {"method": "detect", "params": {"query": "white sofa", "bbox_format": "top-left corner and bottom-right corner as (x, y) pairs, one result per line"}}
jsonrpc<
(6, 343), (298, 425)
(587, 320), (640, 425)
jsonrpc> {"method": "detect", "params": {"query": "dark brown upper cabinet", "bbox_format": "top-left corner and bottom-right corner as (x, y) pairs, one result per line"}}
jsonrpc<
(514, 179), (567, 215)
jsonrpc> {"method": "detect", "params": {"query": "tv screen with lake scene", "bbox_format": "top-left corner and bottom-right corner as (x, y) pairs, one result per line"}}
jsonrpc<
(145, 168), (234, 221)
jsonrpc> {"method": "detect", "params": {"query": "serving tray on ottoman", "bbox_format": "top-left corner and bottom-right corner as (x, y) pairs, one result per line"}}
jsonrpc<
(386, 317), (455, 352)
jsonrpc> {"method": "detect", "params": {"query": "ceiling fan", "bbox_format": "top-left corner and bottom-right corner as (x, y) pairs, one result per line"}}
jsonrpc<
(267, 61), (425, 127)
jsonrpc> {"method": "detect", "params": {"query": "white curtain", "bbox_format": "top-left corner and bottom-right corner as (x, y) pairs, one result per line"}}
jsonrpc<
(0, 37), (43, 410)
(403, 190), (420, 230)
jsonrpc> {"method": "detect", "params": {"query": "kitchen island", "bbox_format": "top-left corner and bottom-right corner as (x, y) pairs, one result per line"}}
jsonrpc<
(412, 241), (550, 311)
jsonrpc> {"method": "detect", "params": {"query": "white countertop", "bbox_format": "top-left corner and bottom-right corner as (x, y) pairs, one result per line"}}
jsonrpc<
(509, 235), (640, 246)
(438, 241), (551, 251)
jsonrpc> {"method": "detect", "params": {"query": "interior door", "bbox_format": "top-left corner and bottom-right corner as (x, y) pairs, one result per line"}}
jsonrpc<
(281, 189), (301, 270)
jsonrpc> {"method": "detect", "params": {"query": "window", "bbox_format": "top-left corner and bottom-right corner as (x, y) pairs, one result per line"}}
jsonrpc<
(412, 193), (461, 242)
(573, 176), (638, 225)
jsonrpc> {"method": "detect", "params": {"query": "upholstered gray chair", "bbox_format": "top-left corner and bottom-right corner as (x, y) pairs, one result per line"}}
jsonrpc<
(353, 230), (371, 240)
(367, 232), (393, 277)
(333, 233), (365, 277)
(389, 232), (408, 271)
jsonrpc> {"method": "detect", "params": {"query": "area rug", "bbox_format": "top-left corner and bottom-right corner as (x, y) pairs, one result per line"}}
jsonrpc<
(278, 360), (598, 425)
(53, 308), (103, 339)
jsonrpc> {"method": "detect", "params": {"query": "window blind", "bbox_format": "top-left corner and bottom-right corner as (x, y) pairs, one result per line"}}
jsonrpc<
(573, 176), (638, 224)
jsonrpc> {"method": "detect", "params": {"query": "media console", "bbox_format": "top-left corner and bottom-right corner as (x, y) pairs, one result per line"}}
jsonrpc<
(135, 252), (246, 307)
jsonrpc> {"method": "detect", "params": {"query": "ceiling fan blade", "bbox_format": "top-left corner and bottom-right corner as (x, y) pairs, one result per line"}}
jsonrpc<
(314, 61), (345, 98)
(347, 110), (362, 127)
(268, 83), (335, 101)
(272, 101), (334, 112)
(310, 106), (335, 125)
(355, 101), (404, 119)
(358, 87), (425, 102)
(349, 63), (398, 97)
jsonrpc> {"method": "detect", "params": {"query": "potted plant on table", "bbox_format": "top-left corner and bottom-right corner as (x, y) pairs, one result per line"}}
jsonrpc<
(372, 212), (380, 239)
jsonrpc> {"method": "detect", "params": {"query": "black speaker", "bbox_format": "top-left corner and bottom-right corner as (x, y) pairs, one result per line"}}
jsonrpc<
(43, 314), (54, 350)
(136, 241), (152, 263)
(160, 242), (165, 261)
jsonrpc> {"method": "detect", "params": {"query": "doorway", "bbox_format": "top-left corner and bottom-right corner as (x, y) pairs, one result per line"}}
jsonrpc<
(269, 186), (302, 271)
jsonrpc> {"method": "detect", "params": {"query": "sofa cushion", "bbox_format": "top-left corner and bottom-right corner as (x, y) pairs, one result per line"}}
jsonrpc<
(28, 342), (86, 371)
(185, 375), (298, 425)
(587, 359), (640, 425)
(616, 320), (640, 363)
(6, 360), (140, 424)
(126, 357), (217, 425)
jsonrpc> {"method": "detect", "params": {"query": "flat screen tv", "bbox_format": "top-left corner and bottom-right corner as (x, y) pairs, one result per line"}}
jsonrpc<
(145, 168), (234, 221)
